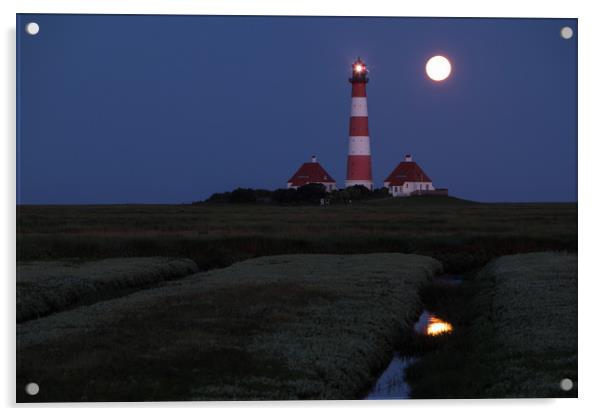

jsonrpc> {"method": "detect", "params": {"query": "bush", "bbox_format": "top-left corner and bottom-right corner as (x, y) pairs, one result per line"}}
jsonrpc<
(272, 188), (298, 204)
(346, 185), (371, 200)
(296, 183), (327, 203)
(202, 185), (392, 205)
(205, 191), (232, 203)
(229, 188), (258, 203)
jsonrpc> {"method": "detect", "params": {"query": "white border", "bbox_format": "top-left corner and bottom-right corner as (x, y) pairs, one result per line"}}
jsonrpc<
(2, 1), (601, 415)
(6, 0), (586, 18)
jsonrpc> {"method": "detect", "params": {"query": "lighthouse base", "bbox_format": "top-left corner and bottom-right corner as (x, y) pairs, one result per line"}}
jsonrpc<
(345, 180), (374, 191)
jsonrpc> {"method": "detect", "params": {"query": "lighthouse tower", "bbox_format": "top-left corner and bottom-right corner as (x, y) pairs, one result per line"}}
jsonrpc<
(345, 58), (373, 190)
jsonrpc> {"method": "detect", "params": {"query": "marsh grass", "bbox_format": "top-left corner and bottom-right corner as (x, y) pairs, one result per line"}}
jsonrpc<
(17, 253), (442, 402)
(17, 201), (577, 273)
(17, 257), (199, 322)
(405, 252), (577, 398)
(15, 201), (577, 401)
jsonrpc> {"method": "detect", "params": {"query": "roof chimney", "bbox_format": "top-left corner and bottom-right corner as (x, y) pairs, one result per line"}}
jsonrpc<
(311, 155), (317, 163)
(404, 154), (412, 162)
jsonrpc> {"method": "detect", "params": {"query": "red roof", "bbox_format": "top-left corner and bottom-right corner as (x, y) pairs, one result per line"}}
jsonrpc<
(384, 161), (432, 186)
(287, 162), (336, 186)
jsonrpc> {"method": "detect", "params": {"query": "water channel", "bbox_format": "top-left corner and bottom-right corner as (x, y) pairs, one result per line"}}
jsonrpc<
(364, 274), (461, 399)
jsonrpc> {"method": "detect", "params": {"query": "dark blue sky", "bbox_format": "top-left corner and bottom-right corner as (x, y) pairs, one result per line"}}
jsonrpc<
(17, 14), (577, 203)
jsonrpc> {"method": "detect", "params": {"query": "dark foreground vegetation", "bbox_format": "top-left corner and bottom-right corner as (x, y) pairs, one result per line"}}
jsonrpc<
(16, 197), (577, 400)
(17, 257), (198, 322)
(200, 184), (390, 205)
(17, 197), (577, 274)
(405, 252), (577, 398)
(17, 254), (441, 401)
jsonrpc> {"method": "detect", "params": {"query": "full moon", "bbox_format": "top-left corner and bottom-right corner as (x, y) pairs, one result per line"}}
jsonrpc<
(425, 55), (452, 82)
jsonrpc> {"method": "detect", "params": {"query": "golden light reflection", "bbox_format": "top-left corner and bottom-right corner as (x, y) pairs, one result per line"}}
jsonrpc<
(426, 316), (453, 336)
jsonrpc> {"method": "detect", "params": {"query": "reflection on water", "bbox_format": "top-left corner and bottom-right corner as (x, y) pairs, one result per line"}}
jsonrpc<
(426, 316), (453, 336)
(414, 311), (453, 336)
(364, 354), (416, 399)
(365, 310), (454, 400)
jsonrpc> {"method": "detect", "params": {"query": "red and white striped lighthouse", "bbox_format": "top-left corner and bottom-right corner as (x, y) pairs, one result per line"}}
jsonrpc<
(345, 58), (373, 190)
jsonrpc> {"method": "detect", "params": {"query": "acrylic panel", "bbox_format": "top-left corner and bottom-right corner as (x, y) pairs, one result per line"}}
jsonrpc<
(16, 14), (577, 402)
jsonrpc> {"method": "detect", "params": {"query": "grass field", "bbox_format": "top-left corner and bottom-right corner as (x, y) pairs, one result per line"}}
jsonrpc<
(16, 198), (577, 272)
(405, 252), (578, 398)
(15, 198), (578, 401)
(17, 257), (198, 322)
(17, 253), (441, 402)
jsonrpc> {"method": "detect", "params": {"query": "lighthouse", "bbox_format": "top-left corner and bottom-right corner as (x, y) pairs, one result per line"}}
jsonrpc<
(345, 58), (374, 190)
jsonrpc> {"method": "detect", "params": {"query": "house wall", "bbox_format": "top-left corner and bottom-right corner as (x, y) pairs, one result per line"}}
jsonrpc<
(386, 182), (434, 197)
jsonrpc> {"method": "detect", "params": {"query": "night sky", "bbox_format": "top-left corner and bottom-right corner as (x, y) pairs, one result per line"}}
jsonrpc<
(17, 14), (577, 204)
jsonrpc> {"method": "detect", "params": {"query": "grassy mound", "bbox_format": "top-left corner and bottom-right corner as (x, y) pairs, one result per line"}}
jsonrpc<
(17, 253), (442, 402)
(17, 257), (199, 322)
(406, 252), (577, 398)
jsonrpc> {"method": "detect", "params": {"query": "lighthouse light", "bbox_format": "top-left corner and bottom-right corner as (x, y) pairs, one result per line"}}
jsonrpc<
(354, 64), (364, 73)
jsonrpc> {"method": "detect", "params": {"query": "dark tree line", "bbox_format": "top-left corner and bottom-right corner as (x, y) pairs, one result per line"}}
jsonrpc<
(195, 184), (391, 205)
